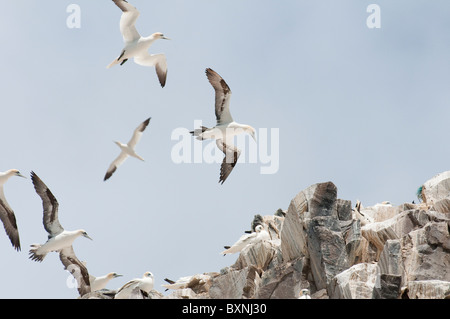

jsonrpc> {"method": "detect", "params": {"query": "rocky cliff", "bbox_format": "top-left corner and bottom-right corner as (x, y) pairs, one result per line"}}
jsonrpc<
(83, 171), (450, 299)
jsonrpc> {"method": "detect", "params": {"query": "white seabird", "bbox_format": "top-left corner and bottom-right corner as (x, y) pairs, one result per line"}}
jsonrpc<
(80, 261), (122, 292)
(29, 171), (93, 264)
(107, 0), (169, 87)
(191, 68), (257, 184)
(162, 274), (211, 291)
(115, 271), (154, 299)
(0, 169), (25, 251)
(104, 117), (151, 181)
(221, 225), (269, 255)
(298, 289), (312, 299)
(90, 272), (123, 292)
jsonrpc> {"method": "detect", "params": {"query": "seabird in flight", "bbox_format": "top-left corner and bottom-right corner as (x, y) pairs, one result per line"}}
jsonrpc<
(107, 0), (169, 87)
(191, 68), (257, 184)
(221, 225), (269, 255)
(0, 169), (25, 251)
(104, 117), (151, 181)
(28, 171), (93, 263)
(114, 271), (154, 299)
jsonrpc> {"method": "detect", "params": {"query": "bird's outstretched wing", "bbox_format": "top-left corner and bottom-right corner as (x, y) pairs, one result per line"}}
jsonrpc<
(221, 231), (257, 255)
(30, 171), (64, 237)
(216, 139), (241, 184)
(104, 152), (129, 181)
(112, 0), (141, 43)
(127, 117), (151, 148)
(0, 198), (20, 251)
(134, 53), (168, 88)
(60, 246), (91, 297)
(206, 68), (233, 125)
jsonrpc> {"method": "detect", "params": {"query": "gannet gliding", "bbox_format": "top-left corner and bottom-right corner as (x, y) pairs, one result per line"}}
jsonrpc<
(107, 0), (169, 87)
(191, 68), (256, 184)
(104, 117), (151, 181)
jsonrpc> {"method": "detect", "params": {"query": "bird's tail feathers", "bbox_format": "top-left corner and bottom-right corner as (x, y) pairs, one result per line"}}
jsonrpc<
(29, 244), (46, 262)
(190, 126), (209, 140)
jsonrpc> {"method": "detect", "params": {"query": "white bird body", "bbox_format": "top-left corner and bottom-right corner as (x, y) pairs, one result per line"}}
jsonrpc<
(198, 122), (254, 141)
(90, 272), (122, 291)
(104, 117), (151, 181)
(0, 169), (25, 251)
(114, 141), (144, 161)
(115, 271), (154, 299)
(30, 230), (87, 257)
(221, 225), (269, 255)
(108, 0), (169, 87)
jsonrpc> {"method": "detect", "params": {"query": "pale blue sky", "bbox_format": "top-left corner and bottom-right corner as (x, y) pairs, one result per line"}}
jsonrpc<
(1, 0), (449, 298)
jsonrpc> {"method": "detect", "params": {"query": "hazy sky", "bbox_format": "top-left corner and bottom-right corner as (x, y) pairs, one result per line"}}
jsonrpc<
(1, 0), (450, 298)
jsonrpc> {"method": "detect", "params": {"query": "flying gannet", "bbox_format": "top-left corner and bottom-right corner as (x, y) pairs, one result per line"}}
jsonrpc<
(221, 225), (269, 255)
(0, 169), (25, 251)
(104, 117), (151, 181)
(115, 271), (154, 299)
(29, 171), (93, 264)
(107, 0), (169, 87)
(191, 68), (256, 184)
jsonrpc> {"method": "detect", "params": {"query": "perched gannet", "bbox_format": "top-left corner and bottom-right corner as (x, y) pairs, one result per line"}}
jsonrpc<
(221, 225), (269, 255)
(90, 272), (123, 292)
(29, 171), (93, 263)
(0, 169), (25, 251)
(162, 274), (211, 291)
(191, 68), (256, 184)
(298, 289), (312, 299)
(107, 0), (169, 87)
(80, 261), (122, 292)
(104, 117), (151, 181)
(115, 271), (154, 299)
(60, 246), (91, 296)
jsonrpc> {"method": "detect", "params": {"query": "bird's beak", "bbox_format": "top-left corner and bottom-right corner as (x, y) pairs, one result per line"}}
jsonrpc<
(251, 132), (257, 142)
(84, 234), (93, 241)
(17, 173), (26, 179)
(114, 274), (123, 278)
(162, 36), (171, 40)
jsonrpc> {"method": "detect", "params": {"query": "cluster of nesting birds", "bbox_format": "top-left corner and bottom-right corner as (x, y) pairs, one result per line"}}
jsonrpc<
(0, 0), (264, 298)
